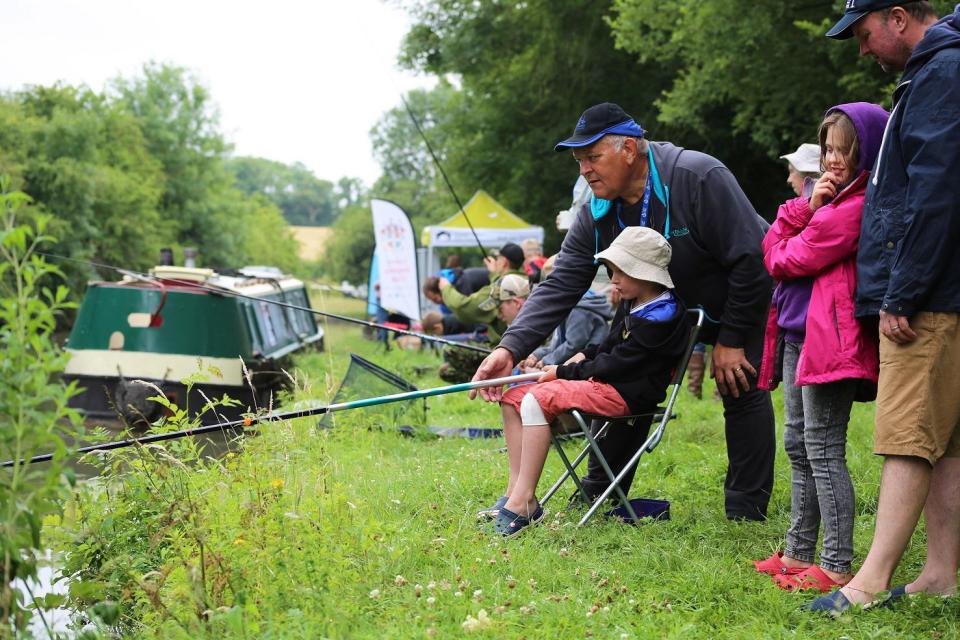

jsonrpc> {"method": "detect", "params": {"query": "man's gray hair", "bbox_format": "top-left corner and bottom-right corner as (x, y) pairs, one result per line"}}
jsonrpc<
(606, 135), (649, 155)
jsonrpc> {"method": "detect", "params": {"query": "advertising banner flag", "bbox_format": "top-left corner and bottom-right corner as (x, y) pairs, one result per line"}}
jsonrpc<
(366, 249), (380, 317)
(371, 199), (420, 321)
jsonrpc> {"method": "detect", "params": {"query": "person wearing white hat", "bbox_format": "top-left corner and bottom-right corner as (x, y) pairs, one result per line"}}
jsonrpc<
(780, 143), (822, 197)
(485, 227), (690, 536)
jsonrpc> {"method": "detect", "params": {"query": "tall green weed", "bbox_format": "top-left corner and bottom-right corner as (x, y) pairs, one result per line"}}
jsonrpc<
(0, 178), (82, 635)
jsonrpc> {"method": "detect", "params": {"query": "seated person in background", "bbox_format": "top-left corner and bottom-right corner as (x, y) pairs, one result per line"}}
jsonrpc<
(521, 238), (548, 283)
(522, 255), (613, 370)
(780, 143), (822, 198)
(437, 274), (527, 384)
(481, 227), (690, 536)
(420, 310), (478, 337)
(437, 242), (526, 344)
(438, 264), (490, 298)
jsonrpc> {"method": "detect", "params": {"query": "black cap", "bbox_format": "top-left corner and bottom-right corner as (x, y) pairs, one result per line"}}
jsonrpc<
(498, 243), (525, 269)
(554, 103), (646, 152)
(826, 0), (903, 39)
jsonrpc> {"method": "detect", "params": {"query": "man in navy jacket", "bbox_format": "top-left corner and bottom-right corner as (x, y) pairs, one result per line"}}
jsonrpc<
(811, 1), (960, 614)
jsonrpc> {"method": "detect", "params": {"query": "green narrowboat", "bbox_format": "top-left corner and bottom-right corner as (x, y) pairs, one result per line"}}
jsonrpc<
(64, 265), (324, 425)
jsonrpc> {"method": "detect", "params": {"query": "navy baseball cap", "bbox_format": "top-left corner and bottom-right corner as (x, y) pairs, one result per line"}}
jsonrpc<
(826, 0), (904, 40)
(554, 103), (645, 152)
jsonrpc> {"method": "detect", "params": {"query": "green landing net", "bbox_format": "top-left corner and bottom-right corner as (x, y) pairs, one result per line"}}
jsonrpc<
(319, 354), (426, 431)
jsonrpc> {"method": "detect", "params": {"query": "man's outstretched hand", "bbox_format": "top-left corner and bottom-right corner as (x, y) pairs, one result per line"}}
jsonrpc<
(470, 347), (515, 402)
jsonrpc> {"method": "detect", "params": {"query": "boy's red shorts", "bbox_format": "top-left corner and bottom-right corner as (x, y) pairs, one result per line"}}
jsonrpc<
(500, 378), (630, 424)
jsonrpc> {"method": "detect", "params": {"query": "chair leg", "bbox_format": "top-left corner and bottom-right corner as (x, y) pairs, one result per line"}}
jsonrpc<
(579, 421), (640, 525)
(546, 433), (591, 505)
(578, 430), (659, 526)
(541, 414), (613, 507)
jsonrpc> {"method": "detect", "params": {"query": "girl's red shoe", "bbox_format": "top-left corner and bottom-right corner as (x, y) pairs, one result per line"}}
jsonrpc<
(773, 565), (844, 593)
(753, 551), (807, 576)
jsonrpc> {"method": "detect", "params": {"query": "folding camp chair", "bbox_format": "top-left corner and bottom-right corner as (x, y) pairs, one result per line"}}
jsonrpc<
(539, 308), (705, 526)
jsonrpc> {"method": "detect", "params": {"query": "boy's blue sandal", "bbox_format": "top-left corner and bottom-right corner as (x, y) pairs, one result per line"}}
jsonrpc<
(806, 588), (896, 616)
(493, 505), (544, 537)
(805, 590), (853, 617)
(477, 496), (508, 519)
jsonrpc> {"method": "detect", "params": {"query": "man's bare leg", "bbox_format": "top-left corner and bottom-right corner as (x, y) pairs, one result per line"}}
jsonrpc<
(840, 455), (931, 604)
(907, 456), (960, 595)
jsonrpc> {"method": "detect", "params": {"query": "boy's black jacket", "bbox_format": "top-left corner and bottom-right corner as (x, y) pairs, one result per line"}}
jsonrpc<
(556, 299), (690, 414)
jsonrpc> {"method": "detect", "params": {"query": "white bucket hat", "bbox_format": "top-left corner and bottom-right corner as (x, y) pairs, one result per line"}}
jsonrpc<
(779, 143), (820, 174)
(594, 226), (673, 289)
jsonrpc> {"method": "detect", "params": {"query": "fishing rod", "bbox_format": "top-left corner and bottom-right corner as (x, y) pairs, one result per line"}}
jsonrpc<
(399, 93), (489, 263)
(2, 372), (542, 467)
(37, 252), (493, 355)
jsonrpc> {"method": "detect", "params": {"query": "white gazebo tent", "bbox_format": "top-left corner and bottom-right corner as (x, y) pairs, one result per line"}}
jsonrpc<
(420, 190), (544, 278)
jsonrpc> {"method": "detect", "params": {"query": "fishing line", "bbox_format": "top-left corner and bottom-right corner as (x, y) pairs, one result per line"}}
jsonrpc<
(399, 93), (488, 262)
(38, 251), (492, 354)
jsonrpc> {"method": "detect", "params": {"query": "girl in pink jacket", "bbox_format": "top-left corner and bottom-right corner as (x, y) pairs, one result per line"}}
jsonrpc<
(754, 103), (889, 593)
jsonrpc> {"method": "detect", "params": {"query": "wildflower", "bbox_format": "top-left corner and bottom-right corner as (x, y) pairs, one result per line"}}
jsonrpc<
(506, 577), (517, 589)
(414, 584), (423, 597)
(427, 581), (436, 590)
(462, 610), (493, 633)
(528, 578), (537, 588)
(454, 591), (463, 597)
(368, 589), (381, 599)
(559, 548), (569, 557)
(226, 452), (236, 459)
(232, 537), (245, 545)
(394, 575), (407, 586)
(426, 597), (436, 606)
(270, 478), (284, 491)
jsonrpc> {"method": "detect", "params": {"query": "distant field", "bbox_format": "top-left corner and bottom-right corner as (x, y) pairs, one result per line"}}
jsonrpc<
(290, 225), (333, 261)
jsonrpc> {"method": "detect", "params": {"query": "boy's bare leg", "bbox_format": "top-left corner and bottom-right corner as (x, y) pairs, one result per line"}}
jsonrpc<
(502, 404), (524, 496)
(907, 456), (960, 595)
(503, 423), (551, 517)
(840, 456), (931, 604)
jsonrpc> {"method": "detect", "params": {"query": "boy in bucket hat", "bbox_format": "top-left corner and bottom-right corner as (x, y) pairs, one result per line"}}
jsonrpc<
(483, 227), (690, 536)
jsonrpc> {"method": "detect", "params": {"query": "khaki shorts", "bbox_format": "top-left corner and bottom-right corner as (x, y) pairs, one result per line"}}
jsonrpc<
(875, 311), (960, 464)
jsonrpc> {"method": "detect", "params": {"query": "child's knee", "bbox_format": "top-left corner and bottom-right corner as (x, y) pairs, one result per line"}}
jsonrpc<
(520, 393), (548, 426)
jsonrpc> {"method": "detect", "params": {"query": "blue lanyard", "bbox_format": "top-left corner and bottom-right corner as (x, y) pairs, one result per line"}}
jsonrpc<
(615, 171), (652, 231)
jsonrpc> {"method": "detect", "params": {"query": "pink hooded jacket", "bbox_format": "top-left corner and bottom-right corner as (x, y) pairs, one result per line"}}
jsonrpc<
(758, 170), (879, 392)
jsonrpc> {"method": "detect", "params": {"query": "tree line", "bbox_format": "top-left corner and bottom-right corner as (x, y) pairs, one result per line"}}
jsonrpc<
(0, 62), (362, 293)
(321, 0), (954, 284)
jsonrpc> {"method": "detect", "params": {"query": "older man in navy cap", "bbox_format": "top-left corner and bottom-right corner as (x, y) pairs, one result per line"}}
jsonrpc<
(809, 0), (960, 615)
(471, 102), (775, 521)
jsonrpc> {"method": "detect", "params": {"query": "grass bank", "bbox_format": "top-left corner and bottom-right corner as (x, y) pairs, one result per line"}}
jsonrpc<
(55, 322), (959, 638)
